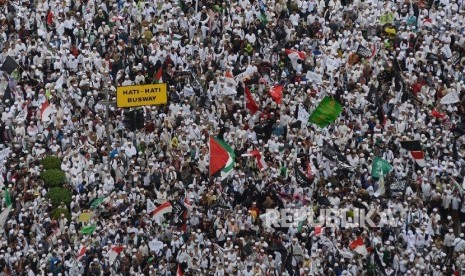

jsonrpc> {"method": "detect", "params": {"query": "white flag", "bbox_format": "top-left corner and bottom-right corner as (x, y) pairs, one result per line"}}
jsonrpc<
(147, 199), (156, 214)
(0, 206), (12, 232)
(306, 71), (323, 85)
(374, 173), (385, 197)
(55, 75), (64, 91)
(440, 92), (460, 105)
(297, 105), (310, 123)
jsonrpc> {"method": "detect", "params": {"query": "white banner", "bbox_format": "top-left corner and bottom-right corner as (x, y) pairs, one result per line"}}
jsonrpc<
(306, 71), (323, 85)
(148, 240), (164, 253)
(440, 92), (460, 105)
(0, 148), (11, 164)
(297, 105), (310, 123)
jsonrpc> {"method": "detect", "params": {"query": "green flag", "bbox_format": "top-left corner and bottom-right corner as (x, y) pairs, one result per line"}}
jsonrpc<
(81, 225), (97, 235)
(4, 189), (11, 208)
(90, 197), (105, 209)
(297, 219), (306, 232)
(371, 157), (393, 178)
(309, 96), (343, 128)
(380, 12), (394, 26)
(259, 12), (268, 24)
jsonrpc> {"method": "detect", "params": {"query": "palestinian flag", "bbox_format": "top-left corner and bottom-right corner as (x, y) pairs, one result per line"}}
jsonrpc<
(154, 67), (163, 83)
(399, 140), (426, 167)
(152, 201), (173, 220)
(209, 136), (235, 179)
(349, 237), (368, 256)
(242, 150), (268, 170)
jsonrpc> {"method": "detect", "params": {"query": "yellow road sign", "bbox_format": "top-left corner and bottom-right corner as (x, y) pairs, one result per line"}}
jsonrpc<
(116, 83), (167, 107)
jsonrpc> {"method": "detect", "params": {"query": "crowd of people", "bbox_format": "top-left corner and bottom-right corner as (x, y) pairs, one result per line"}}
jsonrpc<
(1, 0), (465, 275)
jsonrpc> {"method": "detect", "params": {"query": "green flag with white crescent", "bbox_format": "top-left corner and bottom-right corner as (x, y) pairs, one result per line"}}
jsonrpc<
(371, 157), (393, 178)
(309, 96), (343, 128)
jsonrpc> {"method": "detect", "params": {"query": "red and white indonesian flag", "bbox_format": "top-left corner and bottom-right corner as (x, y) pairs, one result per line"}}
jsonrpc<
(285, 49), (306, 70)
(409, 151), (426, 167)
(76, 245), (87, 260)
(224, 71), (238, 95)
(151, 202), (173, 219)
(314, 226), (324, 236)
(177, 264), (184, 276)
(349, 237), (368, 256)
(41, 100), (52, 122)
(242, 150), (268, 170)
(108, 246), (125, 265)
(422, 18), (432, 28)
(184, 197), (193, 211)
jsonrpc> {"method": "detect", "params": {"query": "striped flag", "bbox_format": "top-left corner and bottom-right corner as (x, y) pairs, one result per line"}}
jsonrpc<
(285, 49), (306, 70)
(151, 201), (173, 220)
(177, 264), (184, 276)
(108, 246), (125, 265)
(183, 197), (193, 211)
(400, 140), (426, 167)
(349, 237), (368, 256)
(409, 151), (426, 167)
(41, 100), (52, 122)
(242, 150), (268, 170)
(76, 245), (87, 260)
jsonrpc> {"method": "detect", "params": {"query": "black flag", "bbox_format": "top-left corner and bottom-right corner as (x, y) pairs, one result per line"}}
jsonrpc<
(2, 84), (14, 107)
(322, 140), (349, 164)
(373, 249), (387, 276)
(0, 56), (19, 74)
(399, 140), (422, 151)
(295, 166), (313, 187)
(452, 123), (465, 137)
(170, 200), (187, 225)
(452, 138), (458, 161)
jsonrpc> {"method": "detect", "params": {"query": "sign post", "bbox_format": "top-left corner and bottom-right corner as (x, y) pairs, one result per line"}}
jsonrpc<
(116, 83), (168, 108)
